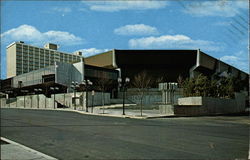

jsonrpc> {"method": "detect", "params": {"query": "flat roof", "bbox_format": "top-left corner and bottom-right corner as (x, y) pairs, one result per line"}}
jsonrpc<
(85, 49), (249, 75)
(6, 41), (83, 57)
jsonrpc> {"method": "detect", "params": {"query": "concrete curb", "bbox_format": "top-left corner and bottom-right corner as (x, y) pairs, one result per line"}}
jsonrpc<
(71, 111), (174, 119)
(64, 109), (158, 119)
(1, 137), (57, 160)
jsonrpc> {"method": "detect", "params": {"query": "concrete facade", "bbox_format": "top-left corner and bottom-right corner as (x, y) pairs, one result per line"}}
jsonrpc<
(118, 88), (162, 106)
(159, 104), (175, 115)
(159, 93), (247, 115)
(12, 65), (55, 88)
(55, 61), (84, 91)
(84, 50), (115, 69)
(177, 94), (246, 114)
(7, 43), (16, 78)
(0, 92), (110, 109)
(159, 83), (183, 105)
(11, 61), (84, 90)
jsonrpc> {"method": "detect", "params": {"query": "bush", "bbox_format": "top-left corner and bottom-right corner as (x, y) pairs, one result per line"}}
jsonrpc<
(182, 74), (236, 98)
(218, 77), (234, 98)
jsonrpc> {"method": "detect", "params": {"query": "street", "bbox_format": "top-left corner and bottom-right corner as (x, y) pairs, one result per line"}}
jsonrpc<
(1, 108), (249, 159)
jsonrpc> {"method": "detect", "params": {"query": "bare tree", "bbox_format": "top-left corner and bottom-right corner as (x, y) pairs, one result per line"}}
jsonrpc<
(96, 78), (113, 113)
(177, 75), (184, 87)
(132, 71), (152, 116)
(155, 76), (164, 85)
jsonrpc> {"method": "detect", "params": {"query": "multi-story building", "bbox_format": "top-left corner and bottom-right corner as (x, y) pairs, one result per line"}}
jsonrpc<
(7, 41), (83, 78)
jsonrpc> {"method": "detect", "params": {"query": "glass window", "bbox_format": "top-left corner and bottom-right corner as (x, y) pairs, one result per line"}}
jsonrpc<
(17, 48), (22, 52)
(16, 44), (22, 48)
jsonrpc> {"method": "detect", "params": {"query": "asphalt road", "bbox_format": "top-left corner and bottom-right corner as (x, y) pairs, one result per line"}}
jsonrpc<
(1, 108), (249, 159)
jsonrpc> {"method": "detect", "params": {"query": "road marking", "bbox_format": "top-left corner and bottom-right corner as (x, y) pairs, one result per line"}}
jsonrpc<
(1, 137), (57, 160)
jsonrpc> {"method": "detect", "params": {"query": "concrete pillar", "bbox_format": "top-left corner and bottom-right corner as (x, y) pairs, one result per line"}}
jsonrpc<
(159, 82), (178, 105)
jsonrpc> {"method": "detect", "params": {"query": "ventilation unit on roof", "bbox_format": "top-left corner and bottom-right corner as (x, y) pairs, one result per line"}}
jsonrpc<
(44, 43), (58, 50)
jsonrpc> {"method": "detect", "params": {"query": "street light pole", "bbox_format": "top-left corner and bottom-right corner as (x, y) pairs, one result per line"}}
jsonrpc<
(122, 86), (125, 115)
(24, 94), (26, 108)
(71, 81), (79, 110)
(50, 87), (59, 109)
(54, 92), (56, 109)
(91, 90), (95, 113)
(5, 91), (13, 108)
(82, 80), (93, 112)
(73, 82), (76, 110)
(118, 77), (130, 115)
(86, 82), (88, 112)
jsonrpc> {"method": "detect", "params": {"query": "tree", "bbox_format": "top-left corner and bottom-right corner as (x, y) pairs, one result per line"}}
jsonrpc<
(177, 75), (184, 88)
(208, 79), (218, 97)
(218, 77), (234, 98)
(132, 71), (152, 116)
(182, 74), (238, 98)
(95, 78), (113, 113)
(193, 74), (210, 97)
(183, 74), (212, 97)
(183, 77), (195, 97)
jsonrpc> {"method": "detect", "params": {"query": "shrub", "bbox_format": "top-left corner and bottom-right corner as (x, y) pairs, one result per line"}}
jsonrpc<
(182, 74), (236, 98)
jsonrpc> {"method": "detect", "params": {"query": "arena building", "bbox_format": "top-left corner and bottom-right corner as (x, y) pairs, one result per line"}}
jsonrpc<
(1, 42), (249, 98)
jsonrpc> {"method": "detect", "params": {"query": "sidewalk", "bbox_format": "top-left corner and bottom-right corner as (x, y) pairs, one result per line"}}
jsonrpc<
(1, 137), (57, 160)
(62, 106), (173, 119)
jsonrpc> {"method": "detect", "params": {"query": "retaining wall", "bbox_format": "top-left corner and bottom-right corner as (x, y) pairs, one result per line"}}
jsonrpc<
(0, 92), (110, 109)
(159, 93), (246, 116)
(118, 88), (162, 105)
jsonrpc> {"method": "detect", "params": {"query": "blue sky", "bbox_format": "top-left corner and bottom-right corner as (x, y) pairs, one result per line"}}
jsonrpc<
(1, 0), (249, 78)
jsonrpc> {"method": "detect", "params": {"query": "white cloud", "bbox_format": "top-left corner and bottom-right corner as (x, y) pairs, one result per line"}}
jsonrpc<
(78, 48), (110, 57)
(213, 21), (232, 26)
(183, 0), (249, 17)
(128, 34), (221, 52)
(1, 24), (84, 46)
(114, 24), (159, 36)
(220, 51), (249, 73)
(83, 1), (168, 12)
(52, 7), (72, 13)
(220, 55), (238, 61)
(78, 8), (88, 12)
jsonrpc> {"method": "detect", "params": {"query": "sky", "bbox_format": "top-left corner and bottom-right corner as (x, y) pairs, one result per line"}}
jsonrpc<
(0, 0), (249, 79)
